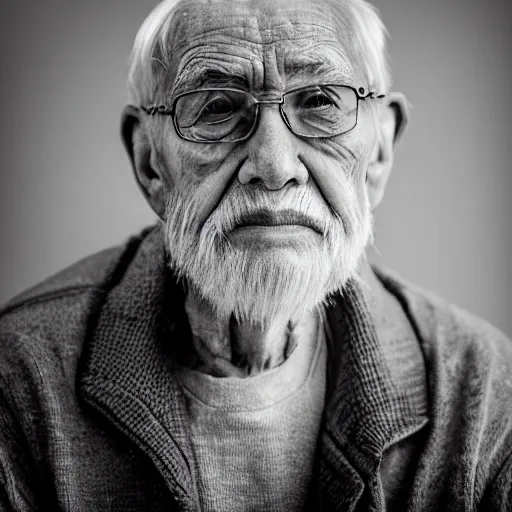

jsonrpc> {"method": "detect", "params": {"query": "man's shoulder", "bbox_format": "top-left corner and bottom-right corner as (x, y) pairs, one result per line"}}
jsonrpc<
(375, 265), (512, 364)
(376, 266), (512, 465)
(0, 226), (156, 371)
(1, 226), (157, 316)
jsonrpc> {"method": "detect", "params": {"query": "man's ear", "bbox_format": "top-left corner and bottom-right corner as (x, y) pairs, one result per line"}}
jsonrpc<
(366, 92), (409, 210)
(121, 105), (166, 219)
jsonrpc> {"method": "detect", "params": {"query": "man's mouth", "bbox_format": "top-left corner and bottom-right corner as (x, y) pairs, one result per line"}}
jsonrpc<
(231, 209), (324, 235)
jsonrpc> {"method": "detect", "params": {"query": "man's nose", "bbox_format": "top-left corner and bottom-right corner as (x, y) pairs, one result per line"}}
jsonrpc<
(238, 106), (309, 190)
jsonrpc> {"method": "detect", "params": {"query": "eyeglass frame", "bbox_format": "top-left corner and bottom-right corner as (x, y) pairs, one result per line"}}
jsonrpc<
(140, 84), (385, 143)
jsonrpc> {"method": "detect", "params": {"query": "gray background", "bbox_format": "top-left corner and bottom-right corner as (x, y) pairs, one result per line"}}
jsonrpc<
(1, 0), (511, 337)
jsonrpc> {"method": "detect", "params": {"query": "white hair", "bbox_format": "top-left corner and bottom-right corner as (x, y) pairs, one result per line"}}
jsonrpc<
(127, 0), (391, 107)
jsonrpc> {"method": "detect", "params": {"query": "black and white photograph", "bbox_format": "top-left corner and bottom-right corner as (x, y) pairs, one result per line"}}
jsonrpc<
(0, 0), (511, 510)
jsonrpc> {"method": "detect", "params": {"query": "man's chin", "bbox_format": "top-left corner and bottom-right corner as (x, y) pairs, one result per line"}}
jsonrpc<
(182, 248), (337, 327)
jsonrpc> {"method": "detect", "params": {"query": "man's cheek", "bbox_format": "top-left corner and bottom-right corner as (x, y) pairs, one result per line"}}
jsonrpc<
(167, 143), (247, 225)
(300, 141), (365, 219)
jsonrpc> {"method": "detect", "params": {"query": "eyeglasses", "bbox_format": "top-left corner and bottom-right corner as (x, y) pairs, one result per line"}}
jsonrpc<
(141, 84), (384, 143)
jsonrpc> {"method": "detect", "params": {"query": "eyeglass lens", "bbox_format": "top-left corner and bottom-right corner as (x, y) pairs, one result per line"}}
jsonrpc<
(174, 86), (358, 142)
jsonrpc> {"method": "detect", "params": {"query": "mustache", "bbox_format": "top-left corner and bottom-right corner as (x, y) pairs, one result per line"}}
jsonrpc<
(231, 208), (324, 235)
(197, 185), (340, 238)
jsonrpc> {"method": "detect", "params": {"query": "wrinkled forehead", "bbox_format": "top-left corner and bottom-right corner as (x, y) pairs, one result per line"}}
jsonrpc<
(160, 0), (365, 96)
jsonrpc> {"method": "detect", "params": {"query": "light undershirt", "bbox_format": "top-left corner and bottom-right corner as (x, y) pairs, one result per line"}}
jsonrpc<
(175, 310), (327, 512)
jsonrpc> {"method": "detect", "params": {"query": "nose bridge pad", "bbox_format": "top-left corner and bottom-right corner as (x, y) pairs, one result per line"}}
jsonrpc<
(280, 108), (291, 130)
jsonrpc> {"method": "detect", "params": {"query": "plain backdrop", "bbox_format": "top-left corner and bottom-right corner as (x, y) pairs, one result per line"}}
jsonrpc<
(0, 0), (511, 337)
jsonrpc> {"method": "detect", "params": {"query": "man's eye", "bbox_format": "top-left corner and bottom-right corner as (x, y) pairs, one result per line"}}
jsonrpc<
(200, 99), (234, 121)
(302, 93), (334, 109)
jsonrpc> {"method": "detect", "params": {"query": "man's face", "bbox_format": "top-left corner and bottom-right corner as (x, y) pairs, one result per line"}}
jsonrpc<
(149, 0), (377, 325)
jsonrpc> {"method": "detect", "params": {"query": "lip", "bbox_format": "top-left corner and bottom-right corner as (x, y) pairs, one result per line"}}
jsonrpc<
(230, 209), (323, 235)
(228, 224), (320, 248)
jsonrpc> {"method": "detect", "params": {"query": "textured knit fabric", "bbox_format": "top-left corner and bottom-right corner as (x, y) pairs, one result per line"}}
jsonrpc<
(0, 225), (511, 511)
(175, 309), (326, 512)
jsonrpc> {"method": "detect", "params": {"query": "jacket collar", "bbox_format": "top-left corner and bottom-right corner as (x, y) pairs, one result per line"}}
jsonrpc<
(311, 261), (428, 509)
(79, 226), (199, 510)
(79, 226), (428, 510)
(324, 261), (428, 468)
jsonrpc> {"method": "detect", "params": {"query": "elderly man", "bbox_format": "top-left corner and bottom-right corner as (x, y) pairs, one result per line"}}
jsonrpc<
(1, 0), (511, 510)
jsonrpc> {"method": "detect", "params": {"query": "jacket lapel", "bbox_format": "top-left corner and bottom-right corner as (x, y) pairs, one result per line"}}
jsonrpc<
(311, 268), (429, 511)
(79, 226), (199, 511)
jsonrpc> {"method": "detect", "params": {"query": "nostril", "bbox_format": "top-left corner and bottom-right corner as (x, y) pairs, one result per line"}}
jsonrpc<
(285, 177), (298, 186)
(245, 176), (299, 190)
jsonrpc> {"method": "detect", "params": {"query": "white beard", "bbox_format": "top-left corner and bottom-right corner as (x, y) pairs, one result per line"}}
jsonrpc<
(164, 183), (373, 328)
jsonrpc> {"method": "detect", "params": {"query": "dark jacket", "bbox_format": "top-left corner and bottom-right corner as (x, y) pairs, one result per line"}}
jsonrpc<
(0, 226), (511, 511)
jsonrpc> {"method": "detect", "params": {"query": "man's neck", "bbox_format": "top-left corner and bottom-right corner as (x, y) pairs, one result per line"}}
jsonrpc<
(182, 290), (318, 377)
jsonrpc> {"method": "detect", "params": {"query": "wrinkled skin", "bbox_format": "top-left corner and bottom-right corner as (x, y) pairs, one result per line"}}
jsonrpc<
(122, 0), (408, 375)
(145, 0), (377, 224)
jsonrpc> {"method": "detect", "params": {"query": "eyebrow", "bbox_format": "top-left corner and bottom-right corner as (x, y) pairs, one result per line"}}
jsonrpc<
(284, 60), (354, 85)
(174, 69), (250, 94)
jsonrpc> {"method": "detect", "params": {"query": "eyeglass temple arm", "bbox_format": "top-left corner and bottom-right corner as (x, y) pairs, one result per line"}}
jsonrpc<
(366, 92), (386, 99)
(140, 105), (174, 116)
(358, 88), (386, 100)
